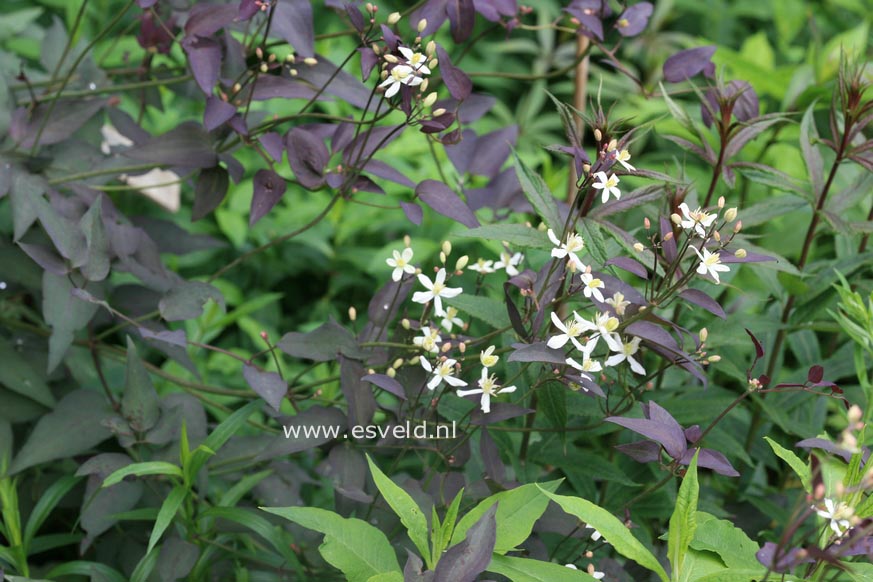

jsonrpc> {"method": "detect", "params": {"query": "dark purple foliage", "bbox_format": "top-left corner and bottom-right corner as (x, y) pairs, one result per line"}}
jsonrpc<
(415, 180), (480, 228)
(616, 2), (653, 37)
(447, 0), (476, 42)
(702, 80), (760, 127)
(137, 11), (175, 54)
(271, 0), (315, 57)
(436, 44), (472, 100)
(433, 505), (497, 581)
(182, 36), (222, 95)
(249, 169), (287, 226)
(286, 128), (329, 189)
(663, 45), (717, 82)
(203, 97), (236, 131)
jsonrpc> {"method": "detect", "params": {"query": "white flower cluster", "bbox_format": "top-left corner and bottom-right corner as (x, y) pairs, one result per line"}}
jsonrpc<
(669, 197), (741, 285)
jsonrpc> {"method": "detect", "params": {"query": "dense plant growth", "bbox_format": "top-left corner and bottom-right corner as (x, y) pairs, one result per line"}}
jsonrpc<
(1, 0), (872, 580)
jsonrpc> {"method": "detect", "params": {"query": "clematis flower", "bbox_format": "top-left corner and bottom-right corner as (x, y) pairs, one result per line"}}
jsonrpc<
(585, 524), (604, 542)
(456, 368), (517, 413)
(580, 271), (606, 302)
(468, 258), (495, 274)
(678, 203), (717, 237)
(494, 251), (524, 276)
(386, 247), (415, 281)
(605, 336), (645, 374)
(412, 268), (462, 316)
(605, 291), (630, 316)
(592, 171), (621, 203)
(565, 356), (602, 385)
(420, 357), (467, 391)
(614, 148), (635, 171)
(413, 326), (442, 353)
(814, 498), (853, 537)
(547, 311), (588, 352)
(547, 229), (586, 271)
(440, 306), (464, 332)
(479, 345), (499, 368)
(398, 46), (431, 74)
(580, 312), (622, 354)
(691, 245), (730, 284)
(379, 64), (422, 97)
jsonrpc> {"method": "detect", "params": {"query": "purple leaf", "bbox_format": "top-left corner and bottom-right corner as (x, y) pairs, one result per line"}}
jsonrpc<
(256, 406), (347, 459)
(185, 4), (237, 37)
(433, 505), (496, 582)
(18, 243), (69, 275)
(159, 281), (225, 321)
(474, 0), (518, 21)
(12, 98), (106, 149)
(271, 0), (315, 56)
(340, 356), (376, 429)
(795, 438), (864, 463)
(679, 288), (726, 319)
(470, 403), (532, 425)
(243, 365), (287, 411)
(358, 47), (379, 80)
(363, 160), (414, 187)
(564, 1), (606, 40)
(626, 321), (679, 352)
(616, 2), (652, 37)
(238, 0), (260, 20)
(702, 80), (760, 127)
(416, 180), (480, 228)
(249, 75), (323, 101)
(508, 342), (566, 365)
(615, 440), (661, 463)
(361, 374), (407, 400)
(183, 36), (222, 94)
(345, 3), (365, 32)
(249, 169), (287, 226)
(719, 250), (775, 264)
(123, 123), (217, 168)
(447, 0), (475, 42)
(137, 0), (158, 7)
(607, 401), (686, 459)
(745, 328), (765, 359)
(400, 201), (423, 225)
(278, 319), (366, 362)
(605, 256), (649, 279)
(663, 45), (717, 83)
(679, 447), (740, 477)
(286, 128), (328, 189)
(192, 166), (229, 220)
(757, 542), (814, 573)
(137, 11), (175, 54)
(204, 97), (236, 131)
(807, 365), (824, 383)
(341, 125), (404, 165)
(259, 132), (284, 161)
(436, 44), (472, 100)
(469, 126), (518, 178)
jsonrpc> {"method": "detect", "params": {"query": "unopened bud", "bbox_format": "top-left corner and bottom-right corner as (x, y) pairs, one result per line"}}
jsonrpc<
(713, 231), (721, 242)
(633, 242), (645, 252)
(717, 196), (725, 209)
(387, 367), (397, 378)
(442, 240), (452, 255)
(593, 128), (602, 142)
(256, 47), (264, 59)
(428, 58), (438, 69)
(232, 82), (242, 93)
(417, 18), (428, 32)
(260, 330), (269, 340)
(671, 213), (682, 225)
(259, 63), (269, 73)
(458, 341), (466, 353)
(423, 92), (438, 107)
(455, 255), (469, 271)
(700, 327), (708, 342)
(725, 207), (737, 222)
(419, 78), (429, 92)
(432, 107), (446, 117)
(734, 220), (742, 233)
(441, 342), (451, 353)
(426, 40), (436, 55)
(439, 251), (447, 264)
(384, 53), (398, 63)
(607, 138), (617, 151)
(403, 234), (411, 247)
(371, 43), (381, 55)
(401, 318), (411, 330)
(268, 53), (276, 62)
(348, 306), (357, 321)
(392, 357), (404, 369)
(409, 355), (420, 365)
(708, 355), (721, 363)
(365, 2), (374, 12)
(303, 57), (317, 66)
(289, 68), (298, 76)
(644, 217), (651, 229)
(285, 53), (296, 63)
(848, 405), (863, 424)
(387, 11), (401, 24)
(734, 248), (747, 258)
(663, 232), (674, 241)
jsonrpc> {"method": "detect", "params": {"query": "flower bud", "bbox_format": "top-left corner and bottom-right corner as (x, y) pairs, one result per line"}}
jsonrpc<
(428, 58), (438, 69)
(392, 357), (404, 369)
(713, 231), (721, 242)
(387, 367), (396, 378)
(671, 213), (682, 225)
(442, 240), (452, 255)
(259, 63), (269, 73)
(401, 318), (411, 330)
(371, 43), (381, 55)
(289, 68), (298, 76)
(426, 40), (436, 55)
(708, 355), (721, 363)
(348, 306), (357, 321)
(439, 251), (446, 264)
(423, 92), (438, 107)
(365, 2), (374, 12)
(717, 196), (725, 209)
(700, 327), (708, 342)
(285, 53), (296, 63)
(455, 255), (469, 271)
(663, 232), (674, 241)
(644, 217), (651, 229)
(256, 47), (264, 59)
(403, 234), (411, 247)
(441, 342), (451, 353)
(384, 53), (398, 63)
(848, 405), (862, 424)
(303, 57), (317, 66)
(387, 11), (401, 24)
(724, 207), (737, 222)
(607, 138), (617, 151)
(593, 128), (602, 142)
(232, 82), (242, 93)
(734, 248), (747, 258)
(734, 220), (742, 233)
(417, 18), (428, 32)
(409, 356), (420, 365)
(419, 78), (429, 92)
(633, 242), (645, 252)
(432, 107), (446, 117)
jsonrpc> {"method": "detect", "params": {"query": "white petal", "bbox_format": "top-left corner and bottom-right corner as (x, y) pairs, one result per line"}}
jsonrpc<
(547, 334), (569, 349)
(480, 392), (491, 413)
(417, 273), (434, 289)
(412, 291), (432, 304)
(441, 287), (463, 298)
(605, 354), (625, 367)
(628, 355), (646, 375)
(398, 47), (414, 60)
(385, 81), (400, 97)
(445, 376), (468, 387)
(498, 385), (517, 394)
(547, 228), (561, 246)
(427, 376), (442, 390)
(456, 388), (482, 397)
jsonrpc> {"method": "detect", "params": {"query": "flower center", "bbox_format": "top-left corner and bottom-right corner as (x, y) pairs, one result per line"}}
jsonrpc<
(480, 375), (498, 395)
(704, 253), (721, 267)
(586, 278), (602, 289)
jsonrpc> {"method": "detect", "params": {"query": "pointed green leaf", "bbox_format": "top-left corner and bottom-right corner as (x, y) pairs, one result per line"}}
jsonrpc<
(102, 462), (182, 488)
(487, 555), (599, 581)
(669, 450), (700, 582)
(147, 484), (187, 554)
(690, 512), (761, 571)
(764, 436), (811, 493)
(514, 151), (562, 233)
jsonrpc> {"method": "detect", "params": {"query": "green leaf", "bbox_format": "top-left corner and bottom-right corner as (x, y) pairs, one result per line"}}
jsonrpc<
(366, 455), (431, 568)
(200, 506), (301, 570)
(218, 469), (273, 507)
(445, 294), (511, 330)
(262, 506), (401, 582)
(0, 338), (56, 408)
(102, 461), (183, 488)
(456, 224), (552, 249)
(452, 480), (561, 554)
(800, 103), (823, 194)
(159, 281), (225, 322)
(514, 151), (562, 233)
(188, 399), (262, 478)
(487, 555), (598, 581)
(690, 512), (761, 570)
(366, 573), (404, 582)
(78, 196), (110, 281)
(9, 390), (112, 475)
(23, 475), (79, 549)
(45, 561), (128, 582)
(122, 337), (160, 433)
(130, 545), (160, 582)
(578, 219), (608, 268)
(764, 436), (811, 493)
(669, 450), (700, 582)
(147, 484), (187, 554)
(538, 383), (567, 443)
(541, 488), (669, 582)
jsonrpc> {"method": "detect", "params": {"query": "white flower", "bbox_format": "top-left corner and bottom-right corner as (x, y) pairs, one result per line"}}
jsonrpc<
(566, 356), (602, 384)
(678, 203), (717, 237)
(421, 357), (467, 391)
(585, 524), (603, 542)
(468, 258), (495, 274)
(814, 498), (853, 537)
(0, 282), (6, 291)
(605, 291), (630, 316)
(580, 312), (622, 354)
(565, 564), (578, 569)
(494, 251), (524, 276)
(588, 566), (605, 580)
(547, 311), (588, 352)
(480, 345), (499, 368)
(456, 368), (517, 413)
(547, 229), (586, 271)
(398, 46), (431, 74)
(614, 148), (635, 171)
(440, 306), (464, 333)
(691, 245), (730, 284)
(605, 336), (645, 375)
(379, 64), (422, 97)
(580, 272), (605, 303)
(413, 326), (442, 353)
(412, 268), (462, 316)
(100, 124), (133, 154)
(122, 168), (181, 213)
(592, 171), (621, 203)
(386, 247), (415, 282)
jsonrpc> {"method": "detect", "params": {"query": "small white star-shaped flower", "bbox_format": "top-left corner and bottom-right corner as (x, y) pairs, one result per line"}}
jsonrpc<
(480, 345), (499, 368)
(605, 336), (645, 375)
(440, 306), (464, 333)
(579, 312), (622, 354)
(456, 368), (516, 413)
(468, 258), (495, 274)
(593, 171), (621, 203)
(605, 291), (630, 316)
(547, 311), (588, 352)
(547, 229), (586, 271)
(580, 271), (605, 302)
(678, 202), (717, 237)
(413, 326), (442, 353)
(691, 245), (730, 284)
(379, 64), (422, 97)
(565, 356), (602, 385)
(814, 498), (853, 537)
(614, 148), (635, 171)
(494, 251), (524, 276)
(386, 247), (415, 282)
(420, 357), (467, 391)
(412, 268), (462, 316)
(398, 46), (431, 74)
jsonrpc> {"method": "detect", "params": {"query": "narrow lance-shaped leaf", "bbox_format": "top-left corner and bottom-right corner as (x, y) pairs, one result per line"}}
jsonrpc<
(668, 450), (700, 581)
(147, 484), (187, 554)
(123, 336), (160, 432)
(513, 151), (562, 233)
